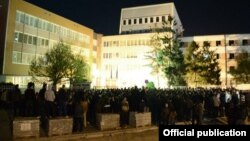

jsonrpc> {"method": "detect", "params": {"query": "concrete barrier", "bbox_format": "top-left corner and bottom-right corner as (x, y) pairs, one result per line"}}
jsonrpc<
(13, 117), (40, 138)
(129, 112), (151, 127)
(96, 113), (120, 130)
(47, 117), (73, 136)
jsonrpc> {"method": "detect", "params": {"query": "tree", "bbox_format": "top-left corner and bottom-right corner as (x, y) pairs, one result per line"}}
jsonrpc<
(184, 41), (201, 86)
(150, 16), (186, 87)
(185, 41), (221, 86)
(29, 41), (88, 87)
(68, 54), (89, 84)
(199, 41), (221, 85)
(230, 50), (250, 84)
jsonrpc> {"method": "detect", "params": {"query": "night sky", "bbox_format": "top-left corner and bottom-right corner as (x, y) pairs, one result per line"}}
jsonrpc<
(25, 0), (250, 36)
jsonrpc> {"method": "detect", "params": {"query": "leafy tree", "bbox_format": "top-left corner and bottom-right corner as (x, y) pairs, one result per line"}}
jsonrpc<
(230, 50), (250, 84)
(68, 54), (89, 84)
(199, 41), (221, 85)
(185, 41), (221, 86)
(150, 16), (186, 87)
(184, 41), (201, 86)
(29, 41), (88, 87)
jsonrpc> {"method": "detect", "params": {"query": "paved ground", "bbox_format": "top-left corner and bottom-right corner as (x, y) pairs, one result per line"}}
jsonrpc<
(14, 117), (237, 141)
(14, 126), (158, 141)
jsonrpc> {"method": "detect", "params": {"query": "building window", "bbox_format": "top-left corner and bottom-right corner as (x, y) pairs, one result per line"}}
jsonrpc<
(139, 18), (142, 24)
(242, 40), (248, 45)
(216, 54), (220, 59)
(229, 66), (235, 72)
(162, 16), (165, 22)
(229, 40), (235, 46)
(134, 19), (137, 24)
(229, 53), (235, 59)
(156, 17), (160, 22)
(128, 19), (131, 25)
(145, 18), (148, 23)
(123, 20), (126, 25)
(216, 41), (221, 46)
(150, 17), (154, 23)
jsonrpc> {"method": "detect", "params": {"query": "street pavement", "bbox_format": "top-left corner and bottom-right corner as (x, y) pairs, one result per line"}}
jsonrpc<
(14, 117), (235, 141)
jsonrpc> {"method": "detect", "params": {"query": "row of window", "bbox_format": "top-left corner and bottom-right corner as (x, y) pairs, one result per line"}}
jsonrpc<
(216, 53), (235, 59)
(15, 11), (89, 42)
(103, 53), (137, 59)
(104, 64), (142, 72)
(12, 51), (43, 65)
(123, 15), (167, 25)
(14, 32), (49, 47)
(103, 39), (151, 47)
(182, 40), (250, 47)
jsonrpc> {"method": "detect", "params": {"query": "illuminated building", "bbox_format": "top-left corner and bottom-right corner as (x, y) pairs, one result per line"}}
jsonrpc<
(0, 0), (101, 89)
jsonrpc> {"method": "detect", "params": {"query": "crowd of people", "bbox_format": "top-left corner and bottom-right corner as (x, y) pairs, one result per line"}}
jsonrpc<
(0, 82), (249, 132)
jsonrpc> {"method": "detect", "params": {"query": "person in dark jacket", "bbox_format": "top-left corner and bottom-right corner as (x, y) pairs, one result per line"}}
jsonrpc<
(24, 82), (36, 117)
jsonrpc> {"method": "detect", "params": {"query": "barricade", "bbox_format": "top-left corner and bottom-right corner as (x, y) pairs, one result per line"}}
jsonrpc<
(129, 112), (151, 127)
(13, 117), (40, 138)
(47, 117), (73, 136)
(96, 113), (120, 130)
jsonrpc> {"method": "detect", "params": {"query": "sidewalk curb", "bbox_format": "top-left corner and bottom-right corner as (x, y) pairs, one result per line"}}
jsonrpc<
(14, 126), (158, 141)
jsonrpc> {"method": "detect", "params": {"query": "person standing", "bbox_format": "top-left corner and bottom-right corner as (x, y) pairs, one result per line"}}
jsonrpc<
(45, 85), (56, 117)
(121, 97), (129, 127)
(24, 82), (36, 117)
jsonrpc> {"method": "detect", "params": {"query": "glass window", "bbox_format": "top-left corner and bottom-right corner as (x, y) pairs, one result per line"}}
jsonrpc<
(20, 13), (25, 23)
(25, 15), (29, 25)
(156, 17), (160, 22)
(33, 37), (37, 45)
(123, 20), (126, 25)
(229, 53), (235, 59)
(16, 12), (20, 22)
(139, 18), (142, 24)
(128, 19), (131, 25)
(216, 54), (220, 59)
(18, 33), (23, 43)
(162, 16), (165, 22)
(150, 17), (154, 23)
(28, 36), (32, 44)
(134, 19), (137, 24)
(14, 32), (18, 42)
(229, 40), (235, 46)
(23, 34), (28, 44)
(242, 40), (248, 45)
(229, 66), (235, 72)
(12, 51), (22, 63)
(216, 41), (221, 46)
(145, 18), (148, 23)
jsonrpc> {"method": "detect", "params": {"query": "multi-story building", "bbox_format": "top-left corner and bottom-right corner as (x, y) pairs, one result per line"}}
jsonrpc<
(100, 3), (250, 89)
(0, 0), (101, 89)
(119, 3), (183, 34)
(181, 34), (250, 88)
